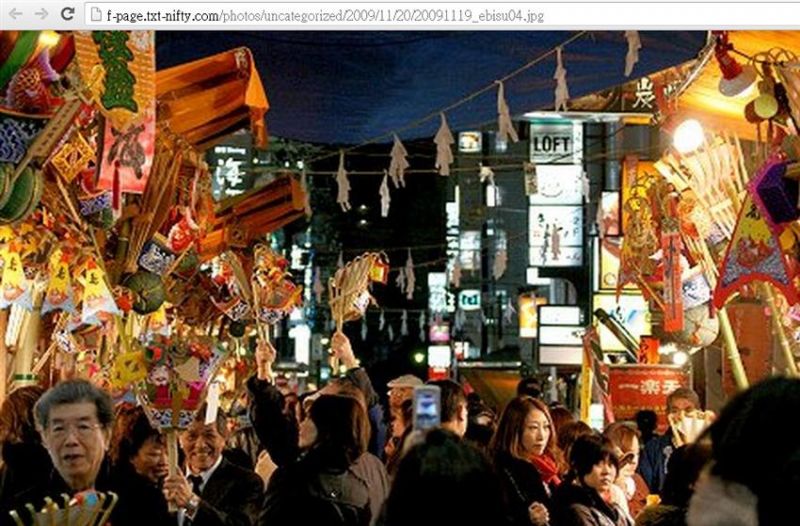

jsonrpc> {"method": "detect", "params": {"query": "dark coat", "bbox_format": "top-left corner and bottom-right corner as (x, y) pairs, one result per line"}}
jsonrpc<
(189, 457), (264, 526)
(247, 376), (299, 467)
(494, 452), (553, 526)
(552, 481), (633, 526)
(107, 464), (172, 526)
(0, 442), (52, 519)
(634, 505), (686, 526)
(259, 447), (389, 526)
(638, 434), (673, 494)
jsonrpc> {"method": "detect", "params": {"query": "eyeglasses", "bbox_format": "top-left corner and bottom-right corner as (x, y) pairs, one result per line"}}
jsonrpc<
(48, 422), (103, 439)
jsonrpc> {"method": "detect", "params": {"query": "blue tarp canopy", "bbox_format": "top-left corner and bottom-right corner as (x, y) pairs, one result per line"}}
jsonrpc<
(156, 31), (706, 145)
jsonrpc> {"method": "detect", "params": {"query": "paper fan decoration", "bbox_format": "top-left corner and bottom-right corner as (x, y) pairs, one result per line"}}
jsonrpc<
(136, 335), (229, 431)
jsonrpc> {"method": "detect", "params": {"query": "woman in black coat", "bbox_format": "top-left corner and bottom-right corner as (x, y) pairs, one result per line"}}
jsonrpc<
(552, 434), (633, 526)
(258, 394), (389, 526)
(107, 404), (173, 526)
(490, 396), (564, 526)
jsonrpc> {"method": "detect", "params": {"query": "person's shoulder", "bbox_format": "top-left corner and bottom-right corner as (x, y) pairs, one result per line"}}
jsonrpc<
(217, 458), (263, 488)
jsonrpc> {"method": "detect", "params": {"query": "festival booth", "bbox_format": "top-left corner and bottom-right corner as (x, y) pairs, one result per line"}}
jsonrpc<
(580, 31), (800, 433)
(0, 30), (314, 522)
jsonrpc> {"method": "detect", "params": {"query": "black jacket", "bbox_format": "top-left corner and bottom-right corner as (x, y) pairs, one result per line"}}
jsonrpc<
(189, 457), (264, 526)
(259, 446), (389, 526)
(0, 442), (52, 519)
(552, 481), (633, 526)
(107, 464), (172, 526)
(494, 452), (553, 526)
(246, 376), (299, 467)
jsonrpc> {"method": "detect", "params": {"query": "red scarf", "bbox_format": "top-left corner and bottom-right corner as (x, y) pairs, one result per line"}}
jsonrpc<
(530, 453), (562, 487)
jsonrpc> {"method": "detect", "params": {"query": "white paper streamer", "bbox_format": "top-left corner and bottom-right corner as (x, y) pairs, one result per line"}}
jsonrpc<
(405, 250), (416, 300)
(582, 171), (591, 204)
(625, 30), (642, 77)
(205, 382), (221, 425)
(395, 267), (406, 293)
(313, 266), (323, 303)
(554, 46), (570, 112)
(451, 259), (462, 288)
(379, 170), (391, 217)
(400, 309), (409, 336)
(504, 298), (517, 324)
(300, 168), (312, 217)
(479, 163), (495, 186)
(389, 134), (409, 188)
(379, 309), (386, 331)
(361, 317), (368, 341)
(434, 112), (455, 176)
(496, 80), (519, 144)
(454, 308), (465, 332)
(337, 251), (344, 269)
(336, 150), (351, 212)
(419, 311), (426, 341)
(493, 248), (507, 280)
(387, 323), (395, 341)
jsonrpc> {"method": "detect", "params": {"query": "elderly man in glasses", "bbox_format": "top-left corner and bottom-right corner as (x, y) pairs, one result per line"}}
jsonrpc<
(7, 379), (116, 516)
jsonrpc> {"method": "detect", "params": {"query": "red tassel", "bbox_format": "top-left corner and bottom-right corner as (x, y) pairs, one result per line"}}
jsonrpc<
(112, 161), (121, 214)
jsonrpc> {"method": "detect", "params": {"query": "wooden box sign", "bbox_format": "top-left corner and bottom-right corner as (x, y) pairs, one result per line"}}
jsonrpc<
(722, 302), (773, 398)
(608, 365), (690, 433)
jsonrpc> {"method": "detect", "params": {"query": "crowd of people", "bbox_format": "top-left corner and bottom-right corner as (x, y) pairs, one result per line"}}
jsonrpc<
(0, 332), (797, 526)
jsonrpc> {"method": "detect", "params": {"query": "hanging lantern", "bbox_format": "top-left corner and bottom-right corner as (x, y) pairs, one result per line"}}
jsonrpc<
(714, 31), (757, 97)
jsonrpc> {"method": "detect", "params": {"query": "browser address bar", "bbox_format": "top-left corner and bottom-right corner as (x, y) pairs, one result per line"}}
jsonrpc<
(83, 2), (800, 29)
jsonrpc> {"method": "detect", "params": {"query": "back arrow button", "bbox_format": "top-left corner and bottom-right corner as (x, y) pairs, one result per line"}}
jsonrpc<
(9, 8), (22, 19)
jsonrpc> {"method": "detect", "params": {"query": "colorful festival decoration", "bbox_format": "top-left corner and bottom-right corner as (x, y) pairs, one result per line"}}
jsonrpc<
(713, 196), (800, 308)
(73, 31), (155, 130)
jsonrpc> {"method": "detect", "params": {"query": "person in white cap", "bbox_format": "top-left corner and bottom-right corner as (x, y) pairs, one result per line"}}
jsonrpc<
(384, 374), (423, 460)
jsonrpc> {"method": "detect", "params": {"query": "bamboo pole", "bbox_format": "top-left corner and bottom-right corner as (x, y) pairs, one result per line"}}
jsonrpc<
(0, 310), (8, 404)
(717, 308), (749, 390)
(762, 284), (800, 377)
(167, 430), (179, 513)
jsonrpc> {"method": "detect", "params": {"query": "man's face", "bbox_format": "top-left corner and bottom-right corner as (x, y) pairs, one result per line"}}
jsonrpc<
(668, 396), (697, 416)
(41, 402), (110, 492)
(180, 421), (225, 473)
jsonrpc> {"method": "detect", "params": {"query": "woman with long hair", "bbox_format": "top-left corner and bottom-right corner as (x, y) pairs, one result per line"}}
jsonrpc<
(259, 393), (389, 526)
(490, 396), (564, 526)
(552, 434), (633, 526)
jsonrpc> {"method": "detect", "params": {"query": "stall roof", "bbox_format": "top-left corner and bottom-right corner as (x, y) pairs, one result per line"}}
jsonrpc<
(156, 31), (706, 145)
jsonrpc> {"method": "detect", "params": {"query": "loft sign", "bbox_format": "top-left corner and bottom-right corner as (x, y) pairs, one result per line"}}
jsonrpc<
(530, 121), (582, 164)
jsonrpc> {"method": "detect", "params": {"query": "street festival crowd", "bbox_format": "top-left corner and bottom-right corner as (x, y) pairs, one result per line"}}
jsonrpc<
(0, 332), (797, 526)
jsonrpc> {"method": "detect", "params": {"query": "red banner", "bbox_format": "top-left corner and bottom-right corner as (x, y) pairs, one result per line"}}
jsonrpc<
(608, 365), (690, 433)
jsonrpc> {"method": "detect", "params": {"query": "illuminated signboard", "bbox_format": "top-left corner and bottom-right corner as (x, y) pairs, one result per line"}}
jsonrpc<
(539, 305), (582, 326)
(593, 293), (651, 352)
(530, 121), (583, 164)
(528, 165), (584, 206)
(458, 290), (481, 311)
(428, 346), (453, 368)
(428, 272), (448, 314)
(458, 131), (482, 153)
